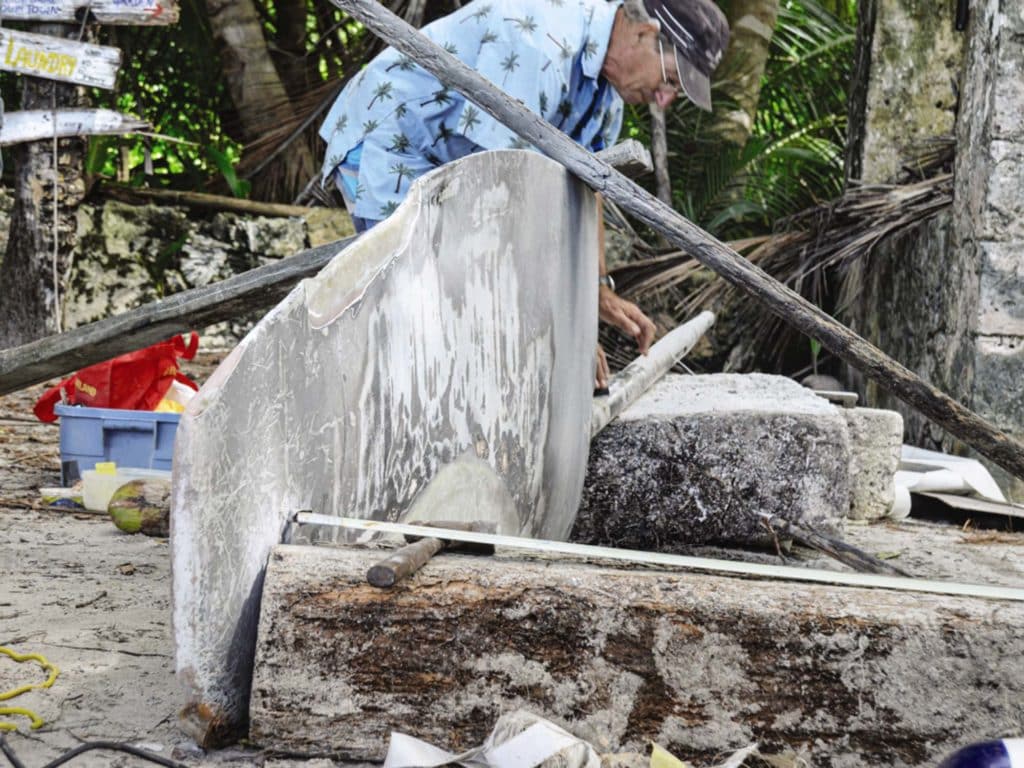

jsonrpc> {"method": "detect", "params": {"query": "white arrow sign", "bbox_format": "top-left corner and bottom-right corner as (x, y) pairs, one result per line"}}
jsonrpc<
(0, 0), (178, 24)
(0, 109), (147, 145)
(0, 28), (122, 89)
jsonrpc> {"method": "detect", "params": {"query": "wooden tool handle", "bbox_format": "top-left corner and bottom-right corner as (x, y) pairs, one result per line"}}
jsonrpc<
(366, 537), (444, 588)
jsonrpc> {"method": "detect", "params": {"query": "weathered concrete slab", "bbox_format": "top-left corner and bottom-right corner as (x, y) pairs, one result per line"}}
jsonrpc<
(844, 406), (903, 520)
(172, 150), (599, 745)
(250, 544), (1024, 767)
(572, 373), (851, 549)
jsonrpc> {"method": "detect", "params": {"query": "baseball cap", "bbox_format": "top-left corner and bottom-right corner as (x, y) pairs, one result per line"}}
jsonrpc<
(643, 0), (730, 111)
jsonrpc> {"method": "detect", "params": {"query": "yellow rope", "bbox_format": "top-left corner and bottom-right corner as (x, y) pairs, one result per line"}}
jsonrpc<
(0, 647), (59, 732)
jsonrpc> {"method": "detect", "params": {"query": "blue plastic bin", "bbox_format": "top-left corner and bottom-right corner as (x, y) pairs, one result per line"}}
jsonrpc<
(55, 404), (180, 485)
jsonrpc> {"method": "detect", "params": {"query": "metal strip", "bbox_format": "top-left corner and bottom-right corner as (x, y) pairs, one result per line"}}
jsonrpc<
(294, 514), (1024, 603)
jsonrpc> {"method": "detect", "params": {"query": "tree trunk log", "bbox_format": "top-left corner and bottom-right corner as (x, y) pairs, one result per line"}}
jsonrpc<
(249, 544), (1024, 766)
(0, 24), (87, 348)
(327, 0), (1024, 482)
(709, 0), (781, 147)
(204, 0), (315, 200)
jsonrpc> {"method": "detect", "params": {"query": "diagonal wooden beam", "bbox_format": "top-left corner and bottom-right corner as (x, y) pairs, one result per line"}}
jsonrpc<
(329, 0), (1024, 482)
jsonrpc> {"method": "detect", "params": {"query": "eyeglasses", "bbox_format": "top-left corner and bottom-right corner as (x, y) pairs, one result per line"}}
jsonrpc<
(657, 37), (683, 93)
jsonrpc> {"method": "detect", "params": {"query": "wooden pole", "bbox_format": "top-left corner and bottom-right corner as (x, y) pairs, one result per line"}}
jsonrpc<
(328, 0), (1024, 483)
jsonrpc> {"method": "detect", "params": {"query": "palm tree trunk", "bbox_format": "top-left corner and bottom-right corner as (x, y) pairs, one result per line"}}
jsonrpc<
(708, 0), (781, 147)
(204, 0), (316, 200)
(275, 0), (311, 100)
(0, 24), (86, 348)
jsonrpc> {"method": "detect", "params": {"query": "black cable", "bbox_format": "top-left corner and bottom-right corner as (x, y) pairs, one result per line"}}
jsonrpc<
(0, 734), (190, 768)
(0, 736), (28, 768)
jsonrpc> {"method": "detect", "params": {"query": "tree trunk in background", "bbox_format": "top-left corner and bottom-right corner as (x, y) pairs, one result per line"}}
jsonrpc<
(708, 0), (780, 147)
(0, 24), (86, 349)
(275, 0), (312, 101)
(205, 0), (316, 200)
(648, 104), (672, 205)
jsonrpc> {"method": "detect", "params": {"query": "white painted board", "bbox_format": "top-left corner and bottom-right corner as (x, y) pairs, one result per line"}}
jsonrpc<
(0, 0), (178, 24)
(0, 108), (146, 145)
(0, 28), (121, 89)
(171, 150), (599, 744)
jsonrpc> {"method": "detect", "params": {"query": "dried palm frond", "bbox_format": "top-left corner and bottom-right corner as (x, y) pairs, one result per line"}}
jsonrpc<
(604, 153), (954, 371)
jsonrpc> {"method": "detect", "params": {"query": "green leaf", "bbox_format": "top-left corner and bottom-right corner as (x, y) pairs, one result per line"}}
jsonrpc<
(206, 146), (251, 199)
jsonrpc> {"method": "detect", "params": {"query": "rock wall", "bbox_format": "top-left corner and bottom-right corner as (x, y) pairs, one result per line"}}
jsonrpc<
(850, 0), (963, 184)
(0, 191), (354, 349)
(849, 210), (978, 451)
(952, 0), (1024, 499)
(849, 0), (1024, 499)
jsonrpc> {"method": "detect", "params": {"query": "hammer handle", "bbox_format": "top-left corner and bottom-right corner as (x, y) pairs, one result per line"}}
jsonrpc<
(366, 536), (444, 588)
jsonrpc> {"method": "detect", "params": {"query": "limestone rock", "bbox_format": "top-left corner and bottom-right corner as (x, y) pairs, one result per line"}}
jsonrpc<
(572, 373), (851, 549)
(844, 407), (903, 520)
(855, 0), (963, 184)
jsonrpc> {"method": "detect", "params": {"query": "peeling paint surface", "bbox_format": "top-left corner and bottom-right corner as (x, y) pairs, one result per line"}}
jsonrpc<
(171, 150), (599, 741)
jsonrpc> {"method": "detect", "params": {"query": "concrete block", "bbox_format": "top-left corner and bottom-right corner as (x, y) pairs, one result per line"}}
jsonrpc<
(844, 407), (904, 520)
(172, 150), (600, 745)
(250, 544), (1024, 766)
(572, 374), (851, 549)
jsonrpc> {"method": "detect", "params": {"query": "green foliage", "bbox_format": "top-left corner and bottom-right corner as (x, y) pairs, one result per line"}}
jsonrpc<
(88, 0), (242, 189)
(624, 0), (855, 241)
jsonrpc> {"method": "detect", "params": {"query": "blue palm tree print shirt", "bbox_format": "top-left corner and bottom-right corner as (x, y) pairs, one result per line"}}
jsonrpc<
(319, 0), (625, 222)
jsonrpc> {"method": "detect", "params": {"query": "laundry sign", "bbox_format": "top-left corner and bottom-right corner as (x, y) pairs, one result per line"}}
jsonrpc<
(0, 28), (122, 89)
(0, 0), (178, 24)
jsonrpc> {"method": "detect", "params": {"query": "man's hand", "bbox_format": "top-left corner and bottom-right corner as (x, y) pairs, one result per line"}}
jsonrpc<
(595, 343), (610, 391)
(598, 285), (656, 354)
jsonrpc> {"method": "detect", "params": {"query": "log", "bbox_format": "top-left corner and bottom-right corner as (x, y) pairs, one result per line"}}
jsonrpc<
(100, 184), (330, 220)
(0, 235), (355, 395)
(329, 0), (1024, 482)
(249, 544), (1024, 766)
(759, 512), (910, 576)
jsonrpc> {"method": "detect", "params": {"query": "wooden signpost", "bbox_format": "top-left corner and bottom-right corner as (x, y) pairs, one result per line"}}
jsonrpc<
(0, 108), (147, 145)
(0, 28), (122, 89)
(0, 0), (179, 25)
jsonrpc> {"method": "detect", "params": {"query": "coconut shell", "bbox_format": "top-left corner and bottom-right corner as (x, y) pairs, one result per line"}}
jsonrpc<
(108, 478), (171, 537)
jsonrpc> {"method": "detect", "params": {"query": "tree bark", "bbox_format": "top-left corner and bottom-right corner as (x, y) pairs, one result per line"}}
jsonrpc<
(249, 544), (1024, 765)
(204, 0), (316, 200)
(274, 0), (312, 101)
(0, 23), (87, 349)
(708, 0), (781, 147)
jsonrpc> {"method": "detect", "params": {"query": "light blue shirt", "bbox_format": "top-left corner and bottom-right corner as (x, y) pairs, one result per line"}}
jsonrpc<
(320, 0), (625, 222)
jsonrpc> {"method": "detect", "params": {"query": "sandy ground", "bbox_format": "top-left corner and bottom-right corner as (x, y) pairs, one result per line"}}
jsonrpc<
(1, 354), (1022, 768)
(0, 355), (328, 768)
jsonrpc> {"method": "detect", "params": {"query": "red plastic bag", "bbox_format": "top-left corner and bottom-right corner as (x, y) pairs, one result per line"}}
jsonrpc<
(34, 333), (200, 423)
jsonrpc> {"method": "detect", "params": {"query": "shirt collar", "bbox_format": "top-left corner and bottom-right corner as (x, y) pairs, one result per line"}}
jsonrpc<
(583, 0), (623, 80)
